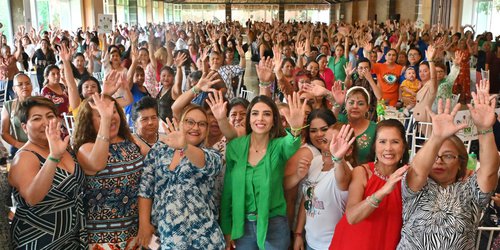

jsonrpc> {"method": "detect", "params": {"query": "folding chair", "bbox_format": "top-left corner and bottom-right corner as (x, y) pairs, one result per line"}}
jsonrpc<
(93, 72), (105, 85)
(476, 227), (500, 250)
(240, 89), (255, 102)
(62, 112), (75, 137)
(235, 70), (246, 98)
(0, 80), (8, 108)
(410, 121), (432, 160)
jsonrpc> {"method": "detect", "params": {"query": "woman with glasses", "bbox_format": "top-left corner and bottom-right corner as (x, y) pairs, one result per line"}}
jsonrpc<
(399, 48), (423, 82)
(329, 119), (410, 250)
(1, 73), (32, 157)
(137, 105), (225, 249)
(294, 123), (356, 250)
(399, 81), (499, 249)
(221, 93), (306, 250)
(73, 94), (145, 249)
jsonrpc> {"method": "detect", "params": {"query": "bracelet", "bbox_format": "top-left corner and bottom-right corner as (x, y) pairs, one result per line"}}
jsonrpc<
(47, 155), (61, 163)
(179, 143), (189, 157)
(331, 155), (343, 163)
(366, 196), (379, 208)
(259, 81), (271, 87)
(96, 134), (110, 142)
(290, 124), (310, 132)
(332, 102), (341, 109)
(478, 128), (493, 135)
(294, 232), (303, 237)
(191, 86), (200, 95)
(259, 83), (271, 89)
(427, 60), (434, 63)
(370, 194), (381, 205)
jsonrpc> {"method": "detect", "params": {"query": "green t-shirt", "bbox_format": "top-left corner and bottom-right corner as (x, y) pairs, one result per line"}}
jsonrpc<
(338, 114), (377, 164)
(328, 55), (348, 82)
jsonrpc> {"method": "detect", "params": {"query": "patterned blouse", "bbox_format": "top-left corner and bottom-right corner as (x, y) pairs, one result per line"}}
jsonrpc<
(83, 140), (144, 249)
(139, 141), (225, 249)
(397, 173), (492, 250)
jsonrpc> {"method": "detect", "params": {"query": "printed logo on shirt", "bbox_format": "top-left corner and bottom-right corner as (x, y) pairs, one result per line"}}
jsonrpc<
(382, 73), (398, 85)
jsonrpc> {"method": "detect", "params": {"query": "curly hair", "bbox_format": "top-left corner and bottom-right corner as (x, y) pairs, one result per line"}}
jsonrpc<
(72, 94), (133, 152)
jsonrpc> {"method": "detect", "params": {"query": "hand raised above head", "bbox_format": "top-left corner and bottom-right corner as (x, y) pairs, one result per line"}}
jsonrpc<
(427, 99), (467, 140)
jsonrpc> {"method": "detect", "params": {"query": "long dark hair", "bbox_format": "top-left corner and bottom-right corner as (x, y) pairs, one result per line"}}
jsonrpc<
(245, 95), (286, 139)
(305, 108), (337, 147)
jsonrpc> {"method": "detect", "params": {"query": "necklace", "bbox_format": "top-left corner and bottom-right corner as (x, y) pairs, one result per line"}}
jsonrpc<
(250, 145), (267, 153)
(374, 165), (389, 181)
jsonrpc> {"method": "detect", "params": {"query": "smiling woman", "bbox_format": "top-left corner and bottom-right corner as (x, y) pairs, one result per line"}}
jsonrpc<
(137, 104), (225, 249)
(221, 93), (306, 250)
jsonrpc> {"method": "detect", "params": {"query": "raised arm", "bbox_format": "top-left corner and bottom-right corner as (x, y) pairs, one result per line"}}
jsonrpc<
(406, 99), (467, 192)
(8, 120), (70, 206)
(76, 94), (115, 175)
(172, 53), (187, 100)
(206, 90), (240, 141)
(329, 124), (355, 191)
(425, 45), (438, 91)
(255, 57), (275, 97)
(468, 80), (499, 192)
(59, 44), (81, 110)
(171, 70), (220, 120)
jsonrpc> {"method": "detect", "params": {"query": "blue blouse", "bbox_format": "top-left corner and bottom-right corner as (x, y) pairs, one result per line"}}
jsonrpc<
(139, 141), (225, 249)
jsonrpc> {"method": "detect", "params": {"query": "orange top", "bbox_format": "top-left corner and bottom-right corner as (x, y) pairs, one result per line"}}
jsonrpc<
(372, 63), (403, 106)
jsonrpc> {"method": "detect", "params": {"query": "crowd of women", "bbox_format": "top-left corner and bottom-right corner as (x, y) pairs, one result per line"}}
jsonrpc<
(0, 18), (499, 250)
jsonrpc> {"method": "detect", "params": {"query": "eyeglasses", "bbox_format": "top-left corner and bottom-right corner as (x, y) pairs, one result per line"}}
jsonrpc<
(408, 53), (419, 57)
(435, 154), (459, 163)
(183, 118), (208, 129)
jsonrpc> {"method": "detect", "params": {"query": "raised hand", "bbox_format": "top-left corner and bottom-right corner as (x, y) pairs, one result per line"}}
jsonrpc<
(296, 157), (311, 179)
(425, 45), (436, 61)
(344, 61), (356, 76)
(302, 83), (329, 97)
(284, 91), (306, 130)
(256, 57), (275, 83)
(329, 124), (356, 159)
(206, 90), (227, 122)
(196, 70), (222, 93)
(46, 119), (69, 159)
(59, 43), (72, 62)
(159, 117), (187, 149)
(89, 93), (115, 121)
(174, 52), (187, 67)
(453, 50), (465, 65)
(467, 80), (496, 130)
(427, 99), (468, 140)
(330, 81), (346, 105)
(102, 71), (122, 96)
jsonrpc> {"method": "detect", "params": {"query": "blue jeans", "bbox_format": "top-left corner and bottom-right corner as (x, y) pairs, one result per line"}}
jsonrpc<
(235, 216), (290, 250)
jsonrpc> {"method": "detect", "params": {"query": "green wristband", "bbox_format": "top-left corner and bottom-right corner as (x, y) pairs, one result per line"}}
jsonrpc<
(48, 155), (61, 163)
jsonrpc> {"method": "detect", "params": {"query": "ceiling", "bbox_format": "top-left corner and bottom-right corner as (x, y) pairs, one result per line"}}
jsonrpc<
(158, 0), (351, 4)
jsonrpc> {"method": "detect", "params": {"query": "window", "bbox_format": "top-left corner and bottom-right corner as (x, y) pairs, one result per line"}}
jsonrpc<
(35, 0), (82, 32)
(0, 0), (12, 43)
(232, 4), (279, 24)
(138, 0), (146, 25)
(153, 1), (159, 21)
(461, 0), (500, 35)
(285, 4), (330, 24)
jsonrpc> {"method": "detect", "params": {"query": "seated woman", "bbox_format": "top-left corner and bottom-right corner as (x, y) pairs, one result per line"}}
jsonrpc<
(329, 119), (410, 250)
(399, 80), (499, 249)
(1, 73), (32, 157)
(137, 104), (225, 249)
(73, 94), (145, 249)
(9, 96), (86, 249)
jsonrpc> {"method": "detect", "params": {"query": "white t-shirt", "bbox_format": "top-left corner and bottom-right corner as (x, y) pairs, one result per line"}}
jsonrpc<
(303, 155), (348, 250)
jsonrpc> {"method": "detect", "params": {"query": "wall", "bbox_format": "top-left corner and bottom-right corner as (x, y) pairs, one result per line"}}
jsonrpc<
(421, 0), (432, 24)
(342, 1), (353, 23)
(375, 0), (389, 22)
(395, 0), (417, 22)
(356, 0), (369, 21)
(10, 0), (24, 32)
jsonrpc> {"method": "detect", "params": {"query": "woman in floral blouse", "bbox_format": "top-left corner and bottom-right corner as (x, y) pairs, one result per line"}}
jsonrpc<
(137, 104), (225, 249)
(399, 80), (499, 249)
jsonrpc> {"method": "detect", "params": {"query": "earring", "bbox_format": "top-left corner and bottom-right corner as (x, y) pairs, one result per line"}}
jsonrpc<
(400, 159), (403, 164)
(374, 156), (378, 163)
